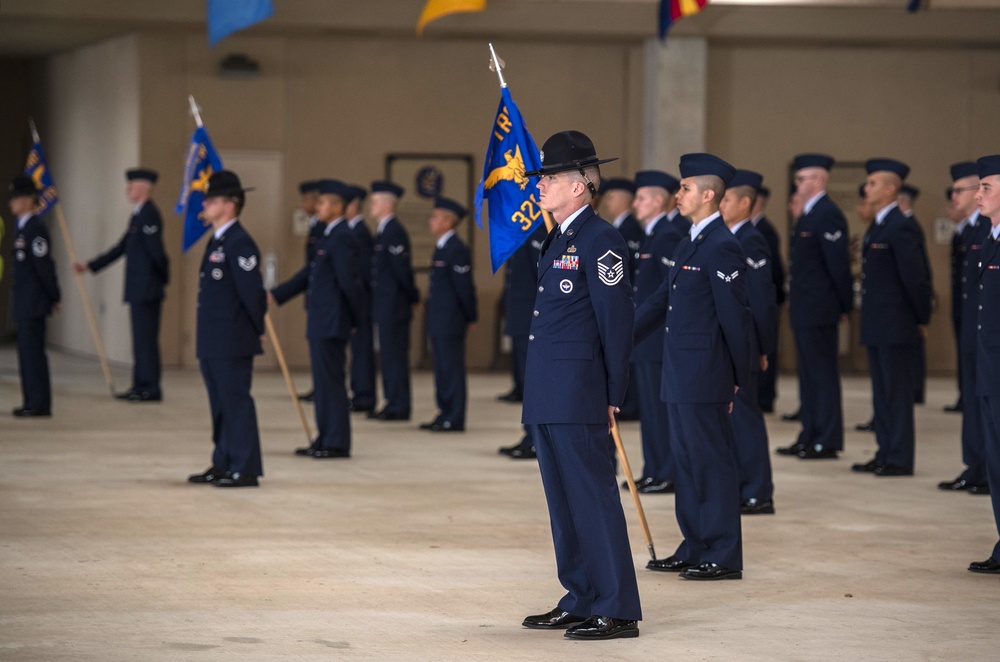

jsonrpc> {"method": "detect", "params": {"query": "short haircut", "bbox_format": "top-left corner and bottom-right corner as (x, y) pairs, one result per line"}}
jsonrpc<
(570, 166), (602, 201)
(729, 184), (758, 207)
(694, 175), (725, 203)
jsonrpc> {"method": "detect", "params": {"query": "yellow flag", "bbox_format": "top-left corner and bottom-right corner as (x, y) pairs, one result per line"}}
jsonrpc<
(416, 0), (486, 35)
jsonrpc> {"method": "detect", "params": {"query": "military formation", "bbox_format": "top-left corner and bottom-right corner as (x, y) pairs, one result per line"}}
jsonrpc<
(7, 137), (1000, 639)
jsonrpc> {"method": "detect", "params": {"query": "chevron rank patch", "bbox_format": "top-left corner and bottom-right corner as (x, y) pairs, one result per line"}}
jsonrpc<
(597, 250), (624, 286)
(716, 270), (740, 282)
(142, 225), (159, 235)
(746, 257), (768, 270)
(238, 255), (257, 271)
(388, 245), (405, 255)
(823, 231), (842, 242)
(32, 237), (48, 257)
(453, 264), (471, 274)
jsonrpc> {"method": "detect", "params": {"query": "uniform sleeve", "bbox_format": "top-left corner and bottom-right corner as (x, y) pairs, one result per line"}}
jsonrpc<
(271, 265), (309, 305)
(139, 204), (170, 284)
(228, 235), (266, 335)
(588, 231), (634, 407)
(709, 240), (752, 392)
(894, 221), (933, 325)
(30, 225), (61, 304)
(449, 244), (477, 323)
(386, 226), (420, 304)
(87, 229), (128, 273)
(334, 233), (366, 327)
(819, 207), (854, 315)
(743, 233), (778, 356)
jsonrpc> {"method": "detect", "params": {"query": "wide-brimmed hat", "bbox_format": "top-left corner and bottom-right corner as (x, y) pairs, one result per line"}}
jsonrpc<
(205, 170), (254, 198)
(524, 130), (618, 177)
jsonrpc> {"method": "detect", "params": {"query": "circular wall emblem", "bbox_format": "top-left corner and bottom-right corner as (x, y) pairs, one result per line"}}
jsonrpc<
(559, 279), (573, 293)
(415, 165), (444, 198)
(211, 268), (223, 280)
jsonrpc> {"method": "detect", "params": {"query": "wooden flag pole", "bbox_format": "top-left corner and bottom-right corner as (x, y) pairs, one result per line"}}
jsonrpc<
(263, 312), (313, 444)
(611, 419), (657, 561)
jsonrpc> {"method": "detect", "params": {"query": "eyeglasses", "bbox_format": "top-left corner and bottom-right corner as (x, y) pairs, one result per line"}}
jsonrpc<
(951, 185), (978, 195)
(793, 174), (818, 184)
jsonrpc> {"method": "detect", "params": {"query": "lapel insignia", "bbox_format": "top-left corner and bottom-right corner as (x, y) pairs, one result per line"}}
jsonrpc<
(14, 236), (26, 249)
(531, 240), (543, 250)
(663, 257), (674, 267)
(628, 240), (641, 251)
(823, 230), (842, 242)
(142, 225), (159, 235)
(716, 270), (740, 282)
(32, 237), (48, 257)
(746, 257), (768, 270)
(566, 245), (577, 253)
(238, 255), (257, 271)
(597, 250), (624, 286)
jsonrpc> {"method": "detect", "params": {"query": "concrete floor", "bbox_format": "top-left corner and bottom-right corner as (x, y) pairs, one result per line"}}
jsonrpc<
(1, 348), (997, 661)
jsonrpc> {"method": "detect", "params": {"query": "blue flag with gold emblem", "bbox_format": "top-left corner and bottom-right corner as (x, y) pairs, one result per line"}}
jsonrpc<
(474, 86), (545, 273)
(23, 138), (59, 216)
(176, 126), (224, 252)
(208, 0), (275, 46)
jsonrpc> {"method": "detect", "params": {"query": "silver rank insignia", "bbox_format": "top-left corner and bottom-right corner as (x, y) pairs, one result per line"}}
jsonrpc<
(142, 225), (159, 235)
(32, 237), (48, 257)
(452, 264), (471, 274)
(823, 230), (842, 242)
(716, 270), (740, 282)
(597, 250), (624, 286)
(388, 245), (405, 255)
(238, 256), (257, 271)
(746, 257), (768, 270)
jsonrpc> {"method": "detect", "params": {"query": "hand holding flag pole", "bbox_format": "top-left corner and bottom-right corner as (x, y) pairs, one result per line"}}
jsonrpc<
(27, 119), (116, 396)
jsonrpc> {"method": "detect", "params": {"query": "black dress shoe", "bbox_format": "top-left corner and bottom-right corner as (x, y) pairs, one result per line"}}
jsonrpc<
(349, 401), (375, 413)
(215, 472), (258, 487)
(509, 446), (537, 460)
(622, 476), (654, 490)
(297, 390), (315, 402)
(797, 446), (838, 460)
(638, 480), (675, 494)
(429, 421), (464, 432)
(419, 421), (438, 430)
(313, 448), (350, 459)
(775, 442), (804, 456)
(944, 401), (963, 413)
(374, 410), (410, 421)
(937, 476), (972, 491)
(740, 498), (775, 515)
(968, 483), (991, 495)
(851, 458), (880, 473)
(12, 407), (51, 417)
(854, 420), (875, 433)
(522, 607), (587, 630)
(295, 443), (319, 456)
(646, 555), (694, 572)
(968, 558), (1000, 574)
(188, 467), (226, 484)
(127, 391), (162, 402)
(497, 390), (523, 403)
(114, 390), (135, 400)
(780, 410), (800, 422)
(874, 464), (913, 477)
(564, 616), (638, 640)
(680, 562), (742, 580)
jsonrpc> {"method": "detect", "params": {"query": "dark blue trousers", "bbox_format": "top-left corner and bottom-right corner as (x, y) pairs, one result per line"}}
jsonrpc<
(732, 372), (774, 502)
(633, 360), (672, 481)
(529, 423), (641, 620)
(669, 402), (743, 570)
(510, 334), (528, 398)
(377, 320), (411, 416)
(867, 344), (917, 470)
(16, 315), (51, 411)
(311, 337), (351, 451)
(199, 357), (263, 477)
(794, 325), (844, 451)
(130, 300), (162, 396)
(619, 372), (639, 418)
(953, 317), (963, 405)
(349, 319), (376, 409)
(758, 345), (778, 410)
(977, 396), (1000, 561)
(960, 350), (986, 484)
(914, 337), (926, 403)
(430, 334), (467, 428)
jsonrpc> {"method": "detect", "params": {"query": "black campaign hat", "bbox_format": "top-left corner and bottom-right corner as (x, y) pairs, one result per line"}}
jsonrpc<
(434, 196), (467, 220)
(126, 168), (158, 183)
(865, 158), (910, 180)
(8, 175), (38, 199)
(634, 170), (680, 194)
(205, 170), (254, 199)
(524, 130), (618, 177)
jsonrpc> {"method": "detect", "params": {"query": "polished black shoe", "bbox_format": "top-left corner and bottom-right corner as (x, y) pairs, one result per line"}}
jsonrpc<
(114, 390), (135, 400)
(348, 400), (375, 413)
(12, 407), (51, 417)
(854, 420), (875, 433)
(874, 464), (913, 477)
(646, 555), (694, 572)
(943, 401), (963, 413)
(429, 421), (464, 432)
(373, 410), (410, 421)
(215, 472), (258, 487)
(638, 480), (675, 494)
(522, 607), (587, 630)
(780, 410), (800, 422)
(419, 420), (438, 430)
(497, 390), (523, 403)
(968, 558), (1000, 574)
(295, 443), (319, 456)
(313, 448), (350, 459)
(297, 390), (315, 403)
(797, 446), (838, 460)
(740, 498), (775, 515)
(127, 391), (162, 402)
(188, 467), (226, 484)
(968, 483), (991, 495)
(937, 476), (972, 491)
(564, 616), (638, 640)
(622, 476), (654, 490)
(509, 446), (537, 460)
(851, 458), (880, 473)
(680, 562), (742, 580)
(775, 442), (805, 456)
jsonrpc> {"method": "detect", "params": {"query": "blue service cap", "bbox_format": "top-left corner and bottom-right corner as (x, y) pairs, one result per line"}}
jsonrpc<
(371, 180), (404, 198)
(600, 178), (635, 195)
(976, 155), (1000, 179)
(900, 184), (920, 199)
(950, 161), (979, 182)
(434, 196), (467, 220)
(757, 185), (770, 197)
(678, 153), (736, 187)
(316, 179), (352, 198)
(346, 184), (367, 203)
(865, 158), (910, 180)
(298, 180), (322, 194)
(728, 169), (763, 191)
(126, 168), (158, 183)
(793, 153), (835, 171)
(634, 170), (680, 194)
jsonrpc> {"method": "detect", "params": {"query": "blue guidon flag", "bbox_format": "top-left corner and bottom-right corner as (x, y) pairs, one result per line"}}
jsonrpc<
(474, 86), (545, 273)
(23, 137), (59, 215)
(176, 126), (224, 252)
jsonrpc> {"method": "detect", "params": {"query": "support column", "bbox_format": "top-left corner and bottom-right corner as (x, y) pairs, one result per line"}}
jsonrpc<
(642, 36), (708, 170)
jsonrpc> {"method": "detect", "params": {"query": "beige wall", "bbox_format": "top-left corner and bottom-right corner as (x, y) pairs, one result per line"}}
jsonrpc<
(706, 43), (1000, 374)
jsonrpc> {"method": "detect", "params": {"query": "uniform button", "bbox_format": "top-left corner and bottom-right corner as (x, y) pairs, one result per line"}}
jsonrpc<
(665, 326), (669, 332)
(633, 286), (638, 292)
(538, 286), (544, 292)
(668, 305), (672, 311)
(979, 325), (982, 330)
(981, 285), (985, 290)
(533, 310), (539, 317)
(979, 305), (983, 310)
(529, 334), (535, 341)
(672, 284), (677, 290)
(964, 294), (968, 299)
(962, 277), (967, 282)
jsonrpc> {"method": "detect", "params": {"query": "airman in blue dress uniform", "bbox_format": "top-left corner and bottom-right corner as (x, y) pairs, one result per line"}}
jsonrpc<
(625, 169), (690, 495)
(750, 185), (786, 413)
(187, 171), (266, 488)
(898, 183), (931, 406)
(270, 179), (365, 459)
(636, 153), (752, 580)
(368, 181), (419, 421)
(420, 197), (477, 433)
(778, 154), (853, 459)
(719, 169), (777, 515)
(946, 182), (966, 414)
(852, 159), (932, 477)
(967, 154), (1000, 574)
(519, 131), (640, 641)
(9, 176), (60, 417)
(297, 180), (323, 403)
(345, 184), (377, 413)
(75, 168), (169, 402)
(940, 162), (991, 494)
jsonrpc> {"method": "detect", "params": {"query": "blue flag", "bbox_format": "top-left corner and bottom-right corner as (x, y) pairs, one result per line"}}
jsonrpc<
(176, 126), (224, 252)
(23, 138), (59, 215)
(208, 0), (275, 46)
(474, 86), (545, 273)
